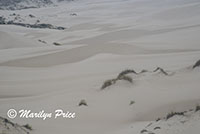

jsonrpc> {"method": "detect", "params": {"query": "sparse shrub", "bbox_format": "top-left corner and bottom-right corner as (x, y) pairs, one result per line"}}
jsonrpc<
(78, 99), (88, 106)
(101, 75), (133, 89)
(23, 124), (32, 130)
(101, 69), (135, 89)
(193, 59), (200, 69)
(70, 13), (77, 16)
(3, 118), (14, 126)
(4, 118), (8, 123)
(153, 67), (160, 72)
(117, 69), (137, 78)
(159, 68), (168, 75)
(129, 100), (135, 105)
(195, 105), (200, 112)
(166, 111), (184, 120)
(156, 118), (160, 122)
(101, 79), (117, 89)
(29, 14), (35, 18)
(140, 129), (148, 133)
(38, 39), (46, 44)
(118, 75), (133, 83)
(53, 42), (62, 46)
(154, 127), (161, 130)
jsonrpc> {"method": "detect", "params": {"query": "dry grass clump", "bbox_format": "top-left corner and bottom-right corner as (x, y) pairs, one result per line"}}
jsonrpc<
(38, 39), (47, 44)
(23, 124), (33, 130)
(166, 111), (184, 120)
(129, 100), (135, 105)
(101, 66), (174, 89)
(118, 75), (133, 83)
(53, 42), (62, 46)
(195, 105), (200, 112)
(70, 13), (78, 16)
(101, 75), (133, 89)
(101, 76), (133, 89)
(154, 127), (161, 130)
(101, 70), (134, 90)
(78, 99), (88, 106)
(117, 69), (137, 78)
(153, 67), (168, 75)
(101, 79), (117, 89)
(0, 117), (33, 133)
(140, 129), (148, 133)
(193, 59), (200, 69)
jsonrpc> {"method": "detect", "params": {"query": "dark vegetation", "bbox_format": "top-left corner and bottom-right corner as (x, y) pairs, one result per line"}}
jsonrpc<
(101, 79), (117, 89)
(140, 129), (148, 133)
(129, 100), (135, 105)
(195, 105), (200, 112)
(118, 75), (133, 83)
(0, 0), (52, 10)
(193, 59), (200, 69)
(23, 124), (33, 130)
(53, 42), (62, 46)
(0, 116), (32, 133)
(140, 103), (200, 134)
(101, 75), (133, 89)
(78, 99), (88, 106)
(70, 13), (77, 16)
(0, 16), (65, 30)
(153, 67), (168, 75)
(29, 14), (35, 18)
(38, 39), (47, 44)
(117, 69), (137, 78)
(101, 66), (171, 89)
(154, 127), (161, 130)
(166, 111), (184, 120)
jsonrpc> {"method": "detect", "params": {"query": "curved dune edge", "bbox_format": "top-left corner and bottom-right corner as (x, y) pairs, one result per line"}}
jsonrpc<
(0, 44), (199, 67)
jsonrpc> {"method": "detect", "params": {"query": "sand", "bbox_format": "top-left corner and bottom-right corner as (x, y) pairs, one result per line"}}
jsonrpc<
(0, 0), (200, 134)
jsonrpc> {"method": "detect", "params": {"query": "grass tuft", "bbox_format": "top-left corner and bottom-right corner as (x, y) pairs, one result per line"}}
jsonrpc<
(195, 105), (200, 112)
(101, 69), (135, 89)
(117, 69), (137, 78)
(140, 129), (148, 133)
(101, 79), (117, 89)
(23, 124), (32, 130)
(118, 75), (133, 83)
(166, 111), (184, 120)
(193, 59), (200, 69)
(129, 100), (135, 105)
(153, 67), (168, 75)
(78, 99), (88, 106)
(53, 42), (62, 46)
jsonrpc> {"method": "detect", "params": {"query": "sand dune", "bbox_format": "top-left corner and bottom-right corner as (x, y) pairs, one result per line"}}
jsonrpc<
(0, 0), (200, 134)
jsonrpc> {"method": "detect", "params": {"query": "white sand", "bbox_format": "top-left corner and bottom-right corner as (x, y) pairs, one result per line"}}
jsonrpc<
(0, 0), (200, 134)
